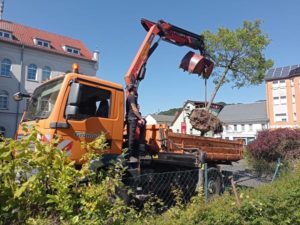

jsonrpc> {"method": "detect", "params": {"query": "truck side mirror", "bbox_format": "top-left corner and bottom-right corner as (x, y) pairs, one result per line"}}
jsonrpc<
(13, 92), (31, 101)
(67, 82), (81, 105)
(65, 82), (81, 119)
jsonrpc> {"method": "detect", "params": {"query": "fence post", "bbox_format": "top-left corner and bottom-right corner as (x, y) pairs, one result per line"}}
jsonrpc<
(272, 158), (281, 182)
(204, 163), (208, 202)
(197, 163), (204, 191)
(230, 176), (241, 207)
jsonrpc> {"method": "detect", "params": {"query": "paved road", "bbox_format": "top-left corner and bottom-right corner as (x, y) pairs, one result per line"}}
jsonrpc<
(219, 159), (273, 188)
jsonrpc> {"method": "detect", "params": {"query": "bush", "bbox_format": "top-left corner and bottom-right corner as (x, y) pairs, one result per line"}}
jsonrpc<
(127, 161), (300, 225)
(0, 126), (135, 225)
(248, 128), (300, 162)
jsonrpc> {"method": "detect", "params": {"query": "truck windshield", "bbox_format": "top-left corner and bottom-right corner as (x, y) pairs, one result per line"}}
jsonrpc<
(23, 77), (64, 121)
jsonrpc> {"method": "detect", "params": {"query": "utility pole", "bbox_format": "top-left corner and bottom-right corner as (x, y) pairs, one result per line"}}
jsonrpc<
(0, 0), (4, 20)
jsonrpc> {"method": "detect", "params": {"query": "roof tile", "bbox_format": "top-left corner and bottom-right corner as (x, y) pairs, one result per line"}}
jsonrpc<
(0, 20), (93, 61)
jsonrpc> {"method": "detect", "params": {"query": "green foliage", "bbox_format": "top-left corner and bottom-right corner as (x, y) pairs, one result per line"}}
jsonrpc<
(128, 162), (300, 225)
(1, 126), (300, 225)
(203, 20), (273, 88)
(0, 126), (133, 225)
(158, 108), (181, 116)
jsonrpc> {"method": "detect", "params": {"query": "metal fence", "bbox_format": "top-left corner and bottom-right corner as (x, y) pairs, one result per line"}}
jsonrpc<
(124, 169), (199, 209)
(123, 159), (283, 209)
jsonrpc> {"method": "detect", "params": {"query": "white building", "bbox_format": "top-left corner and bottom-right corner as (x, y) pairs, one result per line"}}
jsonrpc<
(218, 102), (268, 144)
(171, 100), (223, 136)
(171, 100), (269, 144)
(0, 20), (99, 137)
(145, 114), (175, 127)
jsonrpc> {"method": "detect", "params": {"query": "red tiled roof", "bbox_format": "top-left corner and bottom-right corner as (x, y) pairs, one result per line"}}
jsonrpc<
(0, 20), (94, 61)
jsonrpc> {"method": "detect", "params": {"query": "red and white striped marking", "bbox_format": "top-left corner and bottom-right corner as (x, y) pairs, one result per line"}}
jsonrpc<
(57, 139), (73, 156)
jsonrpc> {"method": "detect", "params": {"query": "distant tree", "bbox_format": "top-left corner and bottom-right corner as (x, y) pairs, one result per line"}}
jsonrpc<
(158, 108), (181, 116)
(215, 101), (227, 106)
(203, 20), (273, 110)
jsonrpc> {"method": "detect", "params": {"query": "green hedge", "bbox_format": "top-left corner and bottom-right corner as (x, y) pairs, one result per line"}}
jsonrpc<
(0, 127), (135, 225)
(1, 127), (300, 225)
(128, 162), (300, 225)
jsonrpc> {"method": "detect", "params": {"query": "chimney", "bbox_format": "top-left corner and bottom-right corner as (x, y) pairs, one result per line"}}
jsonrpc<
(92, 49), (100, 62)
(92, 49), (100, 70)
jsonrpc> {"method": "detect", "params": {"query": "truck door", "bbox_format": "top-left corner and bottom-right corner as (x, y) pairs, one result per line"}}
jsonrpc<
(63, 80), (121, 162)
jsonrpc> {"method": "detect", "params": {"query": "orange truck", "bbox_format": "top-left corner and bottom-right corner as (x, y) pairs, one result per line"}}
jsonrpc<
(14, 19), (243, 195)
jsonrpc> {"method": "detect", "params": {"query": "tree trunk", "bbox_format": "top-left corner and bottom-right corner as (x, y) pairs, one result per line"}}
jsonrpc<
(206, 66), (230, 110)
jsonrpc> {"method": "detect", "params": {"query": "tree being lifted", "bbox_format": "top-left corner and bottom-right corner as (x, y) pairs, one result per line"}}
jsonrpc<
(189, 20), (273, 135)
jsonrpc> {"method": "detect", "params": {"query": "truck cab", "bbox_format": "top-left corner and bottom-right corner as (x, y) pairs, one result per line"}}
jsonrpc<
(16, 73), (125, 164)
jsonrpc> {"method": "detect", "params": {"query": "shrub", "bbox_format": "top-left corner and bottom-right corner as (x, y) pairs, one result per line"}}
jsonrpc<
(127, 161), (300, 225)
(248, 128), (300, 162)
(0, 126), (134, 224)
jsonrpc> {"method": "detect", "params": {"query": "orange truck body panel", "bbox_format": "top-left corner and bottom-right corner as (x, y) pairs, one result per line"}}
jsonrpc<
(144, 124), (243, 163)
(17, 73), (125, 164)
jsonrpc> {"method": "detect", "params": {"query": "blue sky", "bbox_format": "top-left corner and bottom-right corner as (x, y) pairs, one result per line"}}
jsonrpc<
(4, 0), (300, 114)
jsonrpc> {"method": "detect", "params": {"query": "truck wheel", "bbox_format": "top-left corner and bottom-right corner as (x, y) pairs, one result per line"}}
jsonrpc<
(207, 168), (223, 197)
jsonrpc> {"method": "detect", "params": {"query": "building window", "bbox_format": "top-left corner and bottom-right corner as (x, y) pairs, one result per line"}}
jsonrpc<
(0, 30), (12, 39)
(0, 58), (12, 77)
(234, 124), (237, 131)
(33, 38), (50, 48)
(63, 45), (80, 55)
(0, 126), (5, 137)
(41, 99), (50, 112)
(272, 80), (278, 84)
(279, 80), (285, 83)
(275, 113), (287, 116)
(249, 124), (253, 131)
(241, 124), (245, 131)
(275, 113), (287, 122)
(27, 64), (38, 81)
(0, 90), (9, 110)
(42, 66), (51, 81)
(273, 96), (280, 105)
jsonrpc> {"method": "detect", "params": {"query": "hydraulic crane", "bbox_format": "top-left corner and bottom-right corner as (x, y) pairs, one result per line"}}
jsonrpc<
(124, 19), (214, 97)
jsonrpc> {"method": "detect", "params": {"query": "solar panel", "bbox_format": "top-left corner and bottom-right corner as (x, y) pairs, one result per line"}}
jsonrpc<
(281, 66), (291, 78)
(265, 64), (300, 81)
(273, 67), (282, 77)
(266, 68), (275, 76)
(289, 65), (300, 76)
(290, 65), (298, 71)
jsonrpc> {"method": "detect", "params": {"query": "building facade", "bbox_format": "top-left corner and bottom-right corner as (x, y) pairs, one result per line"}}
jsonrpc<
(171, 100), (223, 136)
(0, 20), (99, 137)
(218, 102), (269, 144)
(265, 65), (300, 128)
(145, 114), (175, 127)
(171, 100), (268, 144)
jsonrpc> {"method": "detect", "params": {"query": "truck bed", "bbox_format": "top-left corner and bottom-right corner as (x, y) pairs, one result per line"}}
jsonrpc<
(145, 124), (243, 164)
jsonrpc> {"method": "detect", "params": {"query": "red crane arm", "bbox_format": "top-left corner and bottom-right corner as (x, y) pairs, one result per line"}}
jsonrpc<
(124, 19), (212, 96)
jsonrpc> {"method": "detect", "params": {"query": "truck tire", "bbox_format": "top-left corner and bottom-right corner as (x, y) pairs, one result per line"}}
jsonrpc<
(207, 168), (223, 197)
